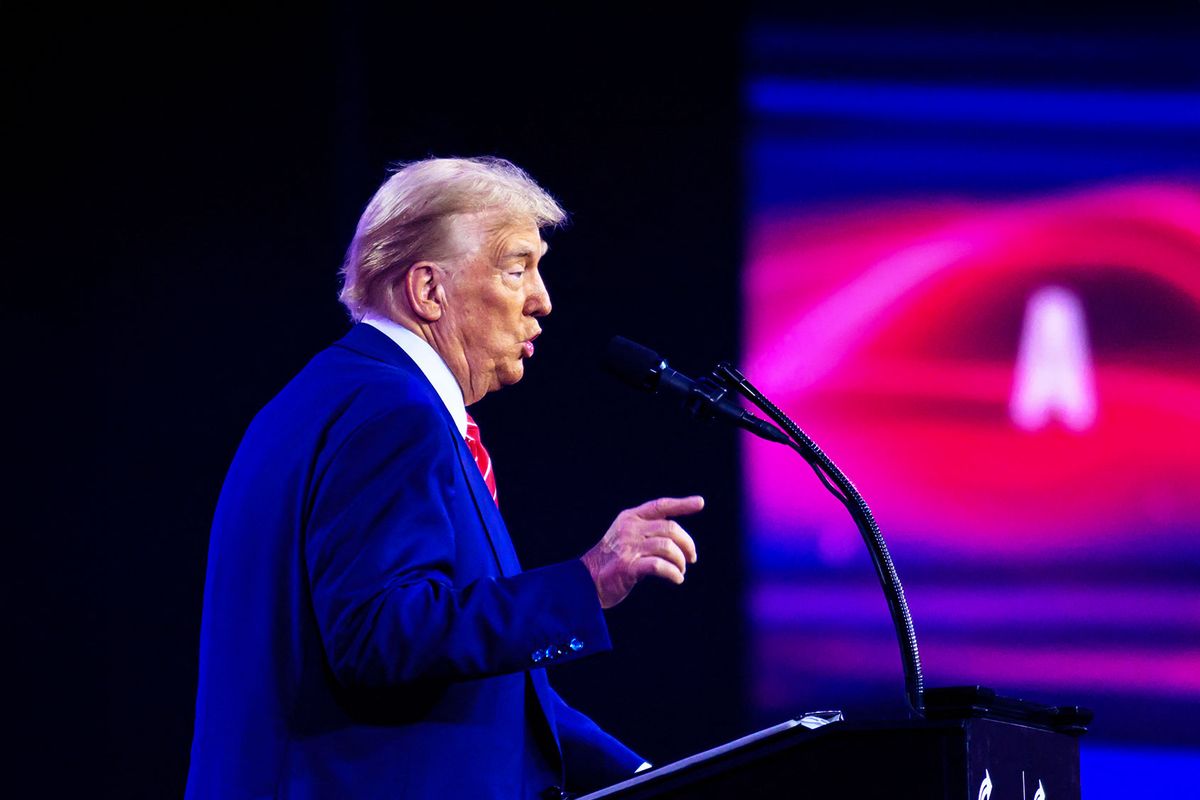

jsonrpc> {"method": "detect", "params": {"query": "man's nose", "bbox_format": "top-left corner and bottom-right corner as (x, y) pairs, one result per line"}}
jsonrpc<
(527, 271), (552, 317)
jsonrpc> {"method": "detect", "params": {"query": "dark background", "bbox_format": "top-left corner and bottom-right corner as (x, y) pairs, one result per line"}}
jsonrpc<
(9, 3), (1198, 797)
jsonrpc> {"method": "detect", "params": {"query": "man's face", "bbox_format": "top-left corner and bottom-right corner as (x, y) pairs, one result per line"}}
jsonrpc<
(437, 214), (551, 403)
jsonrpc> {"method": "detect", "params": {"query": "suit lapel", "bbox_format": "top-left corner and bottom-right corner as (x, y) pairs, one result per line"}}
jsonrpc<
(453, 440), (523, 576)
(335, 323), (522, 577)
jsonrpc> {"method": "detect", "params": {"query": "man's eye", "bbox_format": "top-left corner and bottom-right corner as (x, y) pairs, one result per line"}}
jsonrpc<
(507, 270), (525, 278)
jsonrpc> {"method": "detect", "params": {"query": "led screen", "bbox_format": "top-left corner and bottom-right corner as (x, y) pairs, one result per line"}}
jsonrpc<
(743, 27), (1200, 794)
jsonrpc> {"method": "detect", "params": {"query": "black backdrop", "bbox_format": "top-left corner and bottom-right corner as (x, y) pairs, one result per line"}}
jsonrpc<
(12, 8), (744, 797)
(12, 4), (1198, 797)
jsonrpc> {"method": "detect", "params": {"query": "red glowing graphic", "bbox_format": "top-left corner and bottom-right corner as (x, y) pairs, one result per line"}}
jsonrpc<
(745, 181), (1200, 562)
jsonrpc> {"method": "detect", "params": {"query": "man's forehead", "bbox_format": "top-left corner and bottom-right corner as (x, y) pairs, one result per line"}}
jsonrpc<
(486, 217), (547, 258)
(450, 211), (546, 258)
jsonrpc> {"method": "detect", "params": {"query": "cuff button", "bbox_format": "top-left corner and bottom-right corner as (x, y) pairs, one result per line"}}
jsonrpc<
(569, 638), (584, 652)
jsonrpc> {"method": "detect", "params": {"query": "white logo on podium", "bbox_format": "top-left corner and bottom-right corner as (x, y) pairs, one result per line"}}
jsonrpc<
(978, 769), (993, 800)
(1010, 286), (1097, 432)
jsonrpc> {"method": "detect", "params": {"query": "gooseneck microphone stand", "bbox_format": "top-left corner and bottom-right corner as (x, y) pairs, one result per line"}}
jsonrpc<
(708, 362), (925, 717)
(602, 335), (926, 717)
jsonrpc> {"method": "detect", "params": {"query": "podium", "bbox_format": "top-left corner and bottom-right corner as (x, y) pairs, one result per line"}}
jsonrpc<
(581, 715), (1082, 800)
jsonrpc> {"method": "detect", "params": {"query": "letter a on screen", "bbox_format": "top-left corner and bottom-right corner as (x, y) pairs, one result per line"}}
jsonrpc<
(1009, 286), (1097, 432)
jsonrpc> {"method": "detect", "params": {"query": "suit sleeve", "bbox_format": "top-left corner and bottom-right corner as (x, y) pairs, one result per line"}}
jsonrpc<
(553, 690), (646, 792)
(305, 401), (611, 689)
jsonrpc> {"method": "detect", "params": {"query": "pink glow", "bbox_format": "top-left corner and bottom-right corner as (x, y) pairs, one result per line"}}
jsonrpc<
(751, 583), (1200, 631)
(747, 182), (1200, 390)
(744, 180), (1200, 559)
(755, 631), (1200, 703)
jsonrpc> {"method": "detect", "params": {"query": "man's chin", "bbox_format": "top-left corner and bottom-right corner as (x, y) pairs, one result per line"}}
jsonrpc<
(498, 360), (526, 386)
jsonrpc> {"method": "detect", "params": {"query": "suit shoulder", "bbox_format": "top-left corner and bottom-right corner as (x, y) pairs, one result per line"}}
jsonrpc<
(243, 338), (450, 457)
(299, 337), (442, 407)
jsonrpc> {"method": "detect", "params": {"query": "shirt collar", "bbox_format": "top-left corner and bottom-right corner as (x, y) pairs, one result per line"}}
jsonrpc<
(361, 315), (468, 438)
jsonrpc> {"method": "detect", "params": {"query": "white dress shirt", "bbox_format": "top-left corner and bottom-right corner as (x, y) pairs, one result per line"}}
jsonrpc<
(361, 315), (468, 438)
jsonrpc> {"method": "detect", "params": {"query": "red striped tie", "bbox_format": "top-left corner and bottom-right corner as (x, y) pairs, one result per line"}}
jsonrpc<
(464, 413), (498, 507)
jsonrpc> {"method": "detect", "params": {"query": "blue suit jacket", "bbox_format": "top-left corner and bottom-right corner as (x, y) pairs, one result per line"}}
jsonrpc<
(186, 324), (642, 799)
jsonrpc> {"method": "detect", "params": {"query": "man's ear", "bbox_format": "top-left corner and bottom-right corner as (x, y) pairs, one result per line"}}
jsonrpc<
(399, 262), (445, 323)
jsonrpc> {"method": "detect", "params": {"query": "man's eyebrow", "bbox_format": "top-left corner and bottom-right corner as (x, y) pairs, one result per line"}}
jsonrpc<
(501, 241), (547, 259)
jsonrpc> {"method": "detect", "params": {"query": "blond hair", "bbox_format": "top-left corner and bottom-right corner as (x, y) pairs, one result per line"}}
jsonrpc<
(338, 157), (567, 321)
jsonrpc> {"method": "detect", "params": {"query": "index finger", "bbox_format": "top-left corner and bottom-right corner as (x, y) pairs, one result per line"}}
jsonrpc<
(633, 495), (705, 520)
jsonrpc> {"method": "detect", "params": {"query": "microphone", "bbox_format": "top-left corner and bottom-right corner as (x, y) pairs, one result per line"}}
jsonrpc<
(603, 336), (789, 443)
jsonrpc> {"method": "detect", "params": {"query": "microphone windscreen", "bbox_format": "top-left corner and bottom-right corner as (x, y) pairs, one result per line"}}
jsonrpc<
(603, 336), (662, 391)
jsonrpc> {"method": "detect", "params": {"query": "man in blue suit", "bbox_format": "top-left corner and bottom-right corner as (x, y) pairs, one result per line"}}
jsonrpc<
(185, 157), (703, 799)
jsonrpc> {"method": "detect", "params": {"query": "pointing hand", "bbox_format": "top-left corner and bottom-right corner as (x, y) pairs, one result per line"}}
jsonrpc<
(580, 496), (704, 609)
